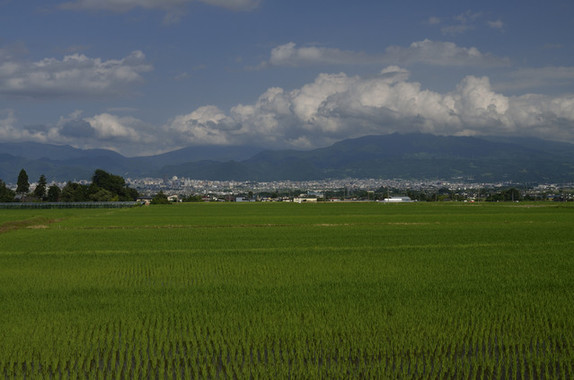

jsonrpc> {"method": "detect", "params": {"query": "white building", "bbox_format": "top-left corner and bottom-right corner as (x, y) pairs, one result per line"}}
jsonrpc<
(294, 197), (318, 203)
(380, 196), (413, 203)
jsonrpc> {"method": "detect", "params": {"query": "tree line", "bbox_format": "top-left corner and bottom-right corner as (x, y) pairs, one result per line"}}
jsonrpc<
(0, 169), (139, 202)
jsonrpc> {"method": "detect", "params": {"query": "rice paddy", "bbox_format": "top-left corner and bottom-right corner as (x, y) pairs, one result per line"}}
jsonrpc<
(1, 202), (573, 378)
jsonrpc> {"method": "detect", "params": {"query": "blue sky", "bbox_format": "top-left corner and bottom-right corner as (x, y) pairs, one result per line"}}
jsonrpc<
(1, 0), (573, 156)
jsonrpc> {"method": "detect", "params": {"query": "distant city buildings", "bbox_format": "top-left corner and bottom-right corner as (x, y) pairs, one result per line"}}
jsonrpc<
(7, 175), (573, 203)
(120, 177), (574, 203)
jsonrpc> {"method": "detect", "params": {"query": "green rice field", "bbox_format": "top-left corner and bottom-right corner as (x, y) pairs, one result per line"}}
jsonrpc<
(1, 202), (573, 379)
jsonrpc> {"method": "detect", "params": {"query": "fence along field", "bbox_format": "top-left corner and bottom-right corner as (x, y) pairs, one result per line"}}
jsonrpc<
(0, 202), (573, 378)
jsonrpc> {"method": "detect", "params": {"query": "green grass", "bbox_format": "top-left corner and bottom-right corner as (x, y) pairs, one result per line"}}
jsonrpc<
(1, 202), (573, 378)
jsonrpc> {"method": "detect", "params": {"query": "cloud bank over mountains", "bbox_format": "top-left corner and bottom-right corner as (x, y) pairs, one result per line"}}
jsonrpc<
(2, 64), (573, 156)
(161, 67), (574, 149)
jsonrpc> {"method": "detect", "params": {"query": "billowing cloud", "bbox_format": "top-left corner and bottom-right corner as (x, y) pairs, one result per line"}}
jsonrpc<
(263, 40), (508, 68)
(163, 67), (574, 148)
(0, 110), (158, 155)
(164, 105), (239, 145)
(83, 113), (151, 142)
(0, 109), (20, 140)
(0, 109), (58, 142)
(0, 50), (152, 99)
(57, 112), (159, 154)
(59, 0), (260, 12)
(4, 67), (574, 155)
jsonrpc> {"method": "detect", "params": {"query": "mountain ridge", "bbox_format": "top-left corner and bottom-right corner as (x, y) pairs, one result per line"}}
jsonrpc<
(1, 133), (573, 183)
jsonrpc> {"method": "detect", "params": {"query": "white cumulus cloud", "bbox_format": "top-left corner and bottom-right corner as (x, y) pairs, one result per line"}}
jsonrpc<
(0, 50), (152, 99)
(1, 110), (157, 154)
(84, 113), (144, 141)
(163, 67), (574, 148)
(164, 105), (238, 145)
(0, 109), (61, 143)
(57, 112), (159, 154)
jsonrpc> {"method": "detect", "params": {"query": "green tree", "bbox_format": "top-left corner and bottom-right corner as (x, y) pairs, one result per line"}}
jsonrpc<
(61, 182), (90, 202)
(16, 169), (29, 195)
(183, 194), (203, 202)
(486, 188), (523, 202)
(150, 191), (170, 205)
(0, 180), (15, 202)
(502, 188), (522, 202)
(92, 169), (124, 193)
(47, 185), (61, 202)
(89, 188), (117, 202)
(123, 187), (139, 201)
(33, 174), (47, 200)
(91, 169), (139, 201)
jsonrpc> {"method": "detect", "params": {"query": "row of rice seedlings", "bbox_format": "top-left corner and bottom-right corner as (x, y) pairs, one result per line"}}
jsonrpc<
(3, 300), (574, 378)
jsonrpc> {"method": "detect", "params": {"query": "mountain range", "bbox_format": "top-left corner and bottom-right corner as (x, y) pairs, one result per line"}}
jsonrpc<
(1, 133), (574, 183)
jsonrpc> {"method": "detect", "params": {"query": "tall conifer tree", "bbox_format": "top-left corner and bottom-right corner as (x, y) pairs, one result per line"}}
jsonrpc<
(16, 169), (29, 195)
(33, 174), (47, 200)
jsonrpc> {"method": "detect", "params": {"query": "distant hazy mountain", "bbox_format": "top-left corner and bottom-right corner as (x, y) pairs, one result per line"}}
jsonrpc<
(0, 142), (125, 161)
(0, 142), (130, 182)
(129, 145), (262, 173)
(1, 134), (574, 183)
(158, 134), (574, 182)
(0, 143), (262, 182)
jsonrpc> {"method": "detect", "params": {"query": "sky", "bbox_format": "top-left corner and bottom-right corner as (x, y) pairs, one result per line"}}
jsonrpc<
(1, 0), (574, 157)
